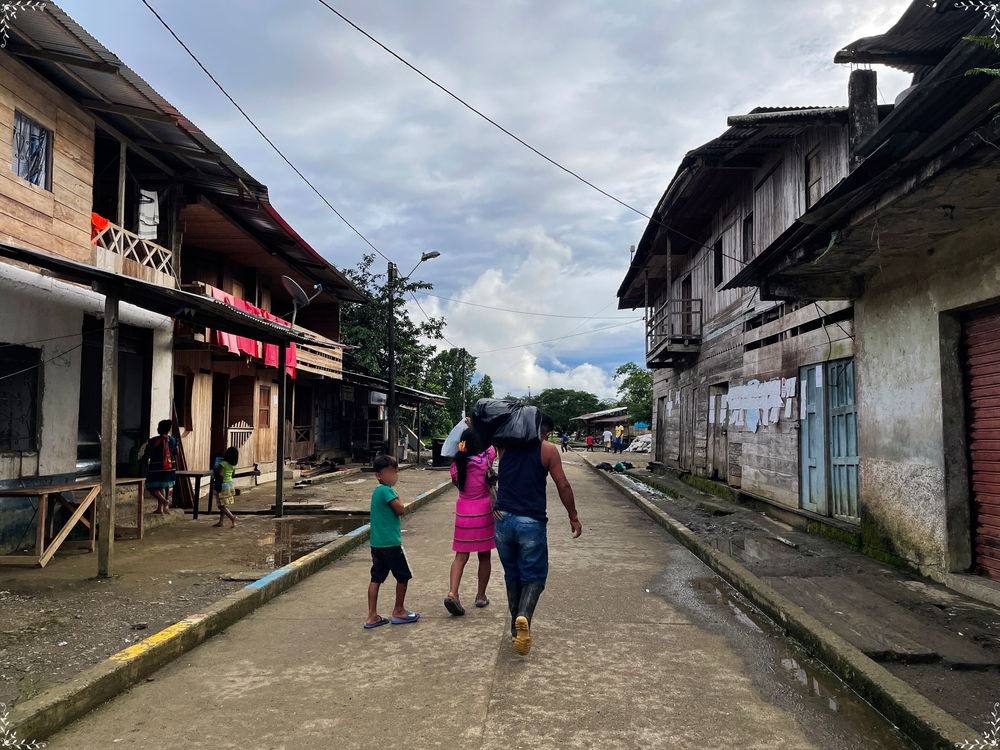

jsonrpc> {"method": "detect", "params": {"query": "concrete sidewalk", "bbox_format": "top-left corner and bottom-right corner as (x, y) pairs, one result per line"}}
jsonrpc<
(37, 461), (906, 750)
(581, 451), (1000, 735)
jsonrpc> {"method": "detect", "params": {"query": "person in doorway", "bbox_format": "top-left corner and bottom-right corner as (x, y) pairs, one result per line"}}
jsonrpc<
(143, 420), (176, 515)
(586, 434), (595, 452)
(444, 429), (496, 616)
(494, 414), (582, 656)
(602, 428), (613, 452)
(365, 454), (420, 629)
(561, 432), (570, 453)
(212, 446), (239, 528)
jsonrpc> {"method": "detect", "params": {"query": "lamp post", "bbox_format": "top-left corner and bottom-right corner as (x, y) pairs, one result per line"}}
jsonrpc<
(388, 252), (440, 460)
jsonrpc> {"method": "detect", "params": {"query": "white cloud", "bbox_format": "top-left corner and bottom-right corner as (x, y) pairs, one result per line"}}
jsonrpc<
(62, 0), (916, 398)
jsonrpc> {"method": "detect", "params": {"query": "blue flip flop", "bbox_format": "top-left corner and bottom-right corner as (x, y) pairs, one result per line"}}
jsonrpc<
(363, 617), (390, 629)
(391, 611), (421, 625)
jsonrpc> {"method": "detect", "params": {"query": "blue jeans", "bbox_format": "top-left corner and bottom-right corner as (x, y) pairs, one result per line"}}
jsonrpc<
(494, 512), (548, 585)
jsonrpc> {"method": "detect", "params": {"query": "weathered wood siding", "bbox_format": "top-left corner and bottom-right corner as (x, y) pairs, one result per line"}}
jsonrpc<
(649, 123), (854, 513)
(0, 51), (94, 262)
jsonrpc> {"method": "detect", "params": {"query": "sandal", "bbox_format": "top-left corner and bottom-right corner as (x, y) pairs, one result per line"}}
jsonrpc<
(475, 596), (490, 609)
(444, 596), (466, 616)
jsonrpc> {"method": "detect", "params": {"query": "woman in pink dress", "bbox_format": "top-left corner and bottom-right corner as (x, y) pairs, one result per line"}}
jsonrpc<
(445, 429), (497, 616)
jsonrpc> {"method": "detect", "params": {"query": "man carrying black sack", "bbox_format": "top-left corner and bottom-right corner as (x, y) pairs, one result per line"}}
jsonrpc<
(493, 413), (582, 656)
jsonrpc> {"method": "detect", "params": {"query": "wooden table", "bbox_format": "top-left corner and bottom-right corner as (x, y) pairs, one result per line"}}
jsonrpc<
(0, 477), (145, 568)
(175, 470), (214, 520)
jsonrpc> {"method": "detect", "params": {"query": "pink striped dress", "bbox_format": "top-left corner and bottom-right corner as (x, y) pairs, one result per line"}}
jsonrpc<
(449, 447), (497, 553)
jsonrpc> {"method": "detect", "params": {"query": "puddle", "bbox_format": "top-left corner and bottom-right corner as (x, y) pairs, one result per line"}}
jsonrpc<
(710, 535), (787, 563)
(656, 559), (914, 750)
(256, 516), (368, 569)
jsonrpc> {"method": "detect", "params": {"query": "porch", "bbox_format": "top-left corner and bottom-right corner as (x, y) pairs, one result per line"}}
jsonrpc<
(647, 298), (703, 367)
(91, 217), (176, 289)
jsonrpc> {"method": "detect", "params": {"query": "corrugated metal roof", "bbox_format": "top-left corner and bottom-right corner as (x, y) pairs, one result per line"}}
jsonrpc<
(6, 3), (366, 304)
(834, 0), (980, 75)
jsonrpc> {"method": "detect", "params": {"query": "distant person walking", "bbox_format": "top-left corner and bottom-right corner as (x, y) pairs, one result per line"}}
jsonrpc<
(602, 428), (613, 452)
(614, 424), (625, 453)
(561, 432), (570, 453)
(444, 430), (496, 616)
(586, 434), (595, 452)
(494, 414), (582, 655)
(142, 420), (176, 515)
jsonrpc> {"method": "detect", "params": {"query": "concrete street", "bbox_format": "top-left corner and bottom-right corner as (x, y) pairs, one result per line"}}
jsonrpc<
(42, 462), (910, 750)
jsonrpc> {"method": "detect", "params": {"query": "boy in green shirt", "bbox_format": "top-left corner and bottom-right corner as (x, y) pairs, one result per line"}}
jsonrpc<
(365, 454), (420, 629)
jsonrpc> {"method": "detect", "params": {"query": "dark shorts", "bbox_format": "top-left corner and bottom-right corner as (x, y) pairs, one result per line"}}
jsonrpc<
(370, 545), (413, 584)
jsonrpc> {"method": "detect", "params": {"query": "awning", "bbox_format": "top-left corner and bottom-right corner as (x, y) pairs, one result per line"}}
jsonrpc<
(0, 243), (338, 347)
(342, 371), (446, 407)
(572, 406), (628, 421)
(587, 415), (634, 426)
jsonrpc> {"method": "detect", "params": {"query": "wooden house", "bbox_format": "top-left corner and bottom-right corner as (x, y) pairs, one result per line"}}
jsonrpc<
(617, 81), (892, 533)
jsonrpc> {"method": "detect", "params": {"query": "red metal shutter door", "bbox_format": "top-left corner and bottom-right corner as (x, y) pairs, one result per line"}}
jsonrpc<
(964, 307), (1000, 580)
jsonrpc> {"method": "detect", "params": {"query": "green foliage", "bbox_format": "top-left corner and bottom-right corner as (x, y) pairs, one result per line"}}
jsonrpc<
(525, 388), (602, 433)
(340, 253), (443, 388)
(422, 347), (477, 435)
(614, 362), (653, 426)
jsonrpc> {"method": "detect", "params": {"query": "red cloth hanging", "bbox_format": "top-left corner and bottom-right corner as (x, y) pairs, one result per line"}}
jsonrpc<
(208, 287), (296, 377)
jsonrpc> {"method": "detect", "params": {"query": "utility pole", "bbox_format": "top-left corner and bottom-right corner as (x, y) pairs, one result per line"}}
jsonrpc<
(461, 348), (467, 418)
(387, 261), (398, 460)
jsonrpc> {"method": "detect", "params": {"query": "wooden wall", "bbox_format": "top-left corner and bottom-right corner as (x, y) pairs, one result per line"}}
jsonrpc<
(0, 51), (94, 262)
(649, 123), (855, 512)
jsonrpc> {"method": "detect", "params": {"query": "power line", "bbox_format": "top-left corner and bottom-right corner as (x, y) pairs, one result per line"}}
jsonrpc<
(414, 292), (626, 320)
(0, 328), (114, 350)
(472, 318), (641, 356)
(0, 342), (86, 383)
(312, 0), (752, 268)
(141, 0), (394, 267)
(407, 290), (460, 350)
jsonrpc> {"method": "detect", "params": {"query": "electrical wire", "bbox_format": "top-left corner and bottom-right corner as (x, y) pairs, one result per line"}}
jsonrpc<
(413, 292), (627, 320)
(141, 0), (394, 267)
(0, 328), (114, 350)
(312, 0), (752, 268)
(0, 342), (86, 383)
(407, 290), (460, 349)
(473, 318), (639, 356)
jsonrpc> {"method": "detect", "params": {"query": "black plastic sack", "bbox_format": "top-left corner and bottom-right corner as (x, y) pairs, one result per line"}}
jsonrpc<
(472, 398), (542, 449)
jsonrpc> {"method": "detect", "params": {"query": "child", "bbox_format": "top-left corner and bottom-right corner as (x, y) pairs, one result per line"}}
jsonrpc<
(365, 454), (420, 629)
(142, 420), (177, 515)
(212, 447), (239, 528)
(444, 430), (496, 616)
(586, 434), (595, 452)
(561, 432), (570, 453)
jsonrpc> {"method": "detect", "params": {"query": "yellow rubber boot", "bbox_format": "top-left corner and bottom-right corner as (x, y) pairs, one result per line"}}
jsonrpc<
(514, 615), (532, 655)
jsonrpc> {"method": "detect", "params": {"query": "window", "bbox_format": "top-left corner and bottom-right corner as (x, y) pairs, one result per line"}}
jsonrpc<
(173, 374), (193, 431)
(11, 111), (51, 190)
(806, 148), (822, 209)
(0, 345), (40, 452)
(713, 238), (724, 288)
(742, 212), (755, 262)
(258, 385), (271, 428)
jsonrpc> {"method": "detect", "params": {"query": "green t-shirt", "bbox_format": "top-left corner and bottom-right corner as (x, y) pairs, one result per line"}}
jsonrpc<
(369, 484), (401, 548)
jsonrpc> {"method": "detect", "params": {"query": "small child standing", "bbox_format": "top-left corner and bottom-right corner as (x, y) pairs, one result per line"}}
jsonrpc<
(212, 447), (239, 528)
(365, 454), (420, 629)
(586, 434), (595, 452)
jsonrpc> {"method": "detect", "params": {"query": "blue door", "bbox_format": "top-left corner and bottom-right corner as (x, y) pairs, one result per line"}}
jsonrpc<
(827, 359), (860, 521)
(800, 364), (827, 515)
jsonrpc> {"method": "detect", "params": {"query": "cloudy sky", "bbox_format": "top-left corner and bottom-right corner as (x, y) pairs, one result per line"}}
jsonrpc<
(58, 0), (913, 399)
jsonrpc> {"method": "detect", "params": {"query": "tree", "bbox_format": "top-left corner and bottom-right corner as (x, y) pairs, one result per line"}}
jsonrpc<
(614, 362), (653, 426)
(526, 388), (601, 434)
(340, 253), (443, 388)
(424, 347), (477, 432)
(469, 374), (494, 404)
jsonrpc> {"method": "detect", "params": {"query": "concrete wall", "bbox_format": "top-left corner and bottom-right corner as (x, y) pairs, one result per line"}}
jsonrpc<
(855, 236), (1000, 577)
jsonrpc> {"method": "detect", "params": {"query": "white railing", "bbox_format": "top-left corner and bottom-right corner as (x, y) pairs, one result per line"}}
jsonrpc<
(93, 221), (174, 277)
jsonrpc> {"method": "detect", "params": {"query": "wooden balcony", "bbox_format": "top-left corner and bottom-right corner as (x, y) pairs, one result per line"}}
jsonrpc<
(92, 221), (176, 288)
(647, 299), (702, 368)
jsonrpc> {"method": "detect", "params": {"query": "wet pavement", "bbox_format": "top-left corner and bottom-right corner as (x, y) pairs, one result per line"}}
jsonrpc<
(40, 461), (915, 749)
(588, 457), (1000, 739)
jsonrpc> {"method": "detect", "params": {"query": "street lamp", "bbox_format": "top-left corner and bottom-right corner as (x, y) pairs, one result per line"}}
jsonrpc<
(388, 252), (440, 461)
(405, 250), (441, 279)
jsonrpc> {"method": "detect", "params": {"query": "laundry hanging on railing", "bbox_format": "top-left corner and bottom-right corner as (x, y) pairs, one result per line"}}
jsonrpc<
(209, 287), (296, 377)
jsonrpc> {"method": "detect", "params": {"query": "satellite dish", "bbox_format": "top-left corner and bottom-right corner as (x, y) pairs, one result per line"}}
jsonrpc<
(282, 276), (311, 309)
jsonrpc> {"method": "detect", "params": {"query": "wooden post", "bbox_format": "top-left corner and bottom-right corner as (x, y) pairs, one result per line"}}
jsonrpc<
(98, 291), (119, 577)
(416, 403), (421, 467)
(275, 343), (287, 518)
(117, 141), (127, 227)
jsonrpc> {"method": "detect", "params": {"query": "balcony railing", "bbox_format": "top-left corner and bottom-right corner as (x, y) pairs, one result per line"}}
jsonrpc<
(647, 299), (703, 366)
(93, 220), (176, 288)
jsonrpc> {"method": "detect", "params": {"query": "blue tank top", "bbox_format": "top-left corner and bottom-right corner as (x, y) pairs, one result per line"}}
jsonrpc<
(496, 443), (548, 522)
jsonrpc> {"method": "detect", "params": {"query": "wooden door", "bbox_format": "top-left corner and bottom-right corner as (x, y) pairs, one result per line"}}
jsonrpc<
(679, 387), (696, 472)
(707, 384), (729, 481)
(681, 275), (693, 335)
(656, 397), (668, 464)
(964, 307), (1000, 580)
(827, 359), (859, 521)
(800, 364), (828, 515)
(209, 373), (229, 467)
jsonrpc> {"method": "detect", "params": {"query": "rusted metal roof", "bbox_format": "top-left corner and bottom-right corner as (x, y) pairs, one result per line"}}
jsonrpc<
(7, 3), (366, 305)
(834, 0), (980, 75)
